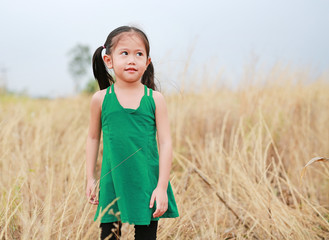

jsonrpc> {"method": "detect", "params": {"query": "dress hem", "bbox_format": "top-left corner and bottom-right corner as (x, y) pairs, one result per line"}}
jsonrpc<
(94, 212), (179, 225)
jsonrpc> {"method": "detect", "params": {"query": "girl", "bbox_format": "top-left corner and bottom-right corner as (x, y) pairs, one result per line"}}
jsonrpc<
(85, 26), (179, 240)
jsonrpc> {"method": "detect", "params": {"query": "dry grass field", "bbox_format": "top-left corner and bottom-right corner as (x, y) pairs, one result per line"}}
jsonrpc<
(1, 66), (329, 239)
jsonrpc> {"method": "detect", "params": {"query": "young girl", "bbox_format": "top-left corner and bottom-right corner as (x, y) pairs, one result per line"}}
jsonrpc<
(85, 26), (179, 240)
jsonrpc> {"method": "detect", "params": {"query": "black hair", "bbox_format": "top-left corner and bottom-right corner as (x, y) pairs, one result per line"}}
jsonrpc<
(92, 26), (158, 90)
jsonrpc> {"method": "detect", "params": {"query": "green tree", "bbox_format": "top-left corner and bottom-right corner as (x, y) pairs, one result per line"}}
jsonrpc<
(67, 44), (92, 93)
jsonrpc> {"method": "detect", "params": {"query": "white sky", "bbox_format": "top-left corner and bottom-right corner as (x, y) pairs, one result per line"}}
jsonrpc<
(1, 0), (328, 98)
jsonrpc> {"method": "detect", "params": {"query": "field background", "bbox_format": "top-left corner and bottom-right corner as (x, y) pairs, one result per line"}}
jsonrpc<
(1, 65), (329, 239)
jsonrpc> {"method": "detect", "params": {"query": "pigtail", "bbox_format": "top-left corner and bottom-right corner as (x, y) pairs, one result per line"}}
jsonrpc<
(141, 62), (157, 91)
(92, 46), (114, 90)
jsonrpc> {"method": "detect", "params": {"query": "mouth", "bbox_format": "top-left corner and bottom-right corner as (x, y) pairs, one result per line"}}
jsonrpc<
(125, 68), (137, 72)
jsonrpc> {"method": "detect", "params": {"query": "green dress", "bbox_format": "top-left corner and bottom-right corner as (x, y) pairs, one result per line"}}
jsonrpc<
(94, 83), (179, 225)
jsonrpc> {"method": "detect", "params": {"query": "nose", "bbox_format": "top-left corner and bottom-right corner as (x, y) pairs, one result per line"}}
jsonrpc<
(127, 55), (136, 65)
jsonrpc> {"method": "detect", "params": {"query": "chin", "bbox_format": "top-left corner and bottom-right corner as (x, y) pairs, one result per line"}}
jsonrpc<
(124, 78), (142, 84)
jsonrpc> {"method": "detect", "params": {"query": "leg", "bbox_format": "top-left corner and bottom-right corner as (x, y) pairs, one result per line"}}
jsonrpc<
(134, 220), (158, 240)
(99, 221), (122, 240)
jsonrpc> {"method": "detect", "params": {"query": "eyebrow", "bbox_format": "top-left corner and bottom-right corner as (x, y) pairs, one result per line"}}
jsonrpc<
(117, 48), (146, 52)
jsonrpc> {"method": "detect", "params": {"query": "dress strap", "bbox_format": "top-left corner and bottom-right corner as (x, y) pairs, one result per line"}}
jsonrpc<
(144, 85), (153, 97)
(144, 84), (147, 96)
(110, 84), (114, 94)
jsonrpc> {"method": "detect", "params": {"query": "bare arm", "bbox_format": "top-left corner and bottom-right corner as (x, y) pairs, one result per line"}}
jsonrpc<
(149, 90), (172, 217)
(86, 91), (102, 204)
(154, 91), (173, 190)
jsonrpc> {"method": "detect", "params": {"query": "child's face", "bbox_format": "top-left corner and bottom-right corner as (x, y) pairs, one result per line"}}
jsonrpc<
(104, 33), (151, 84)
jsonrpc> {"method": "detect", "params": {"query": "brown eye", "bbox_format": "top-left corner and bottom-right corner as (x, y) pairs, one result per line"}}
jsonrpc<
(121, 51), (128, 55)
(137, 52), (143, 56)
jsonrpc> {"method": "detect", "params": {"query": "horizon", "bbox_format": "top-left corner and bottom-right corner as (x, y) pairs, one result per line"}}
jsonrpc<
(0, 0), (328, 98)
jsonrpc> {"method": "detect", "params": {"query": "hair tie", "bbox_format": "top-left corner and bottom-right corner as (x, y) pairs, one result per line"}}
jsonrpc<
(102, 45), (105, 49)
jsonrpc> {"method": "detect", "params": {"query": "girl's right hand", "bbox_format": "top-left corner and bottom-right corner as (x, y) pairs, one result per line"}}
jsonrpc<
(86, 178), (99, 205)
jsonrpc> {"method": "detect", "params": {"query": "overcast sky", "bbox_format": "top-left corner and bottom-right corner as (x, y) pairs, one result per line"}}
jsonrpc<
(1, 0), (328, 98)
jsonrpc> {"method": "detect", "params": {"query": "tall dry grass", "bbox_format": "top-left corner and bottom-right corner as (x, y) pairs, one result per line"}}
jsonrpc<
(0, 65), (329, 239)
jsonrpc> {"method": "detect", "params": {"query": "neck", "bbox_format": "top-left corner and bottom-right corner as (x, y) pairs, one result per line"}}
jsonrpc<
(114, 80), (143, 90)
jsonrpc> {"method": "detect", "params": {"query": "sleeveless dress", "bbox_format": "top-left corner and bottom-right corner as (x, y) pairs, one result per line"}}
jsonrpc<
(94, 83), (179, 225)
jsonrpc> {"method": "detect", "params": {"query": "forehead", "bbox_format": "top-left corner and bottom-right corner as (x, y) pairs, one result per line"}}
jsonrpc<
(113, 32), (146, 51)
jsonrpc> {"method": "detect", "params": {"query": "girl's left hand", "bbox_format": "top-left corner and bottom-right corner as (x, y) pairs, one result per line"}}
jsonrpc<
(149, 186), (168, 218)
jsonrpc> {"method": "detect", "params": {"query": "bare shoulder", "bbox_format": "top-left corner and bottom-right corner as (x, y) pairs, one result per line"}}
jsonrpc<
(90, 88), (107, 110)
(152, 90), (167, 111)
(152, 90), (166, 103)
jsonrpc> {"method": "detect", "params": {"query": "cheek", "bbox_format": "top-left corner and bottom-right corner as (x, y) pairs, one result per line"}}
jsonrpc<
(113, 58), (123, 67)
(145, 62), (150, 71)
(141, 58), (149, 68)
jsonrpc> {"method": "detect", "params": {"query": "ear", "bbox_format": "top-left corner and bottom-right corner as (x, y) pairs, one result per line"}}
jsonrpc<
(103, 54), (113, 69)
(146, 57), (151, 68)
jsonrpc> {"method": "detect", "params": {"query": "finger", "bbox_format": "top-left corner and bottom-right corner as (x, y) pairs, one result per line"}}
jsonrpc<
(149, 194), (155, 208)
(159, 206), (167, 213)
(89, 197), (99, 205)
(153, 208), (162, 218)
(87, 191), (98, 203)
(89, 200), (99, 205)
(87, 190), (93, 200)
(154, 211), (165, 218)
(162, 204), (168, 212)
(157, 202), (167, 212)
